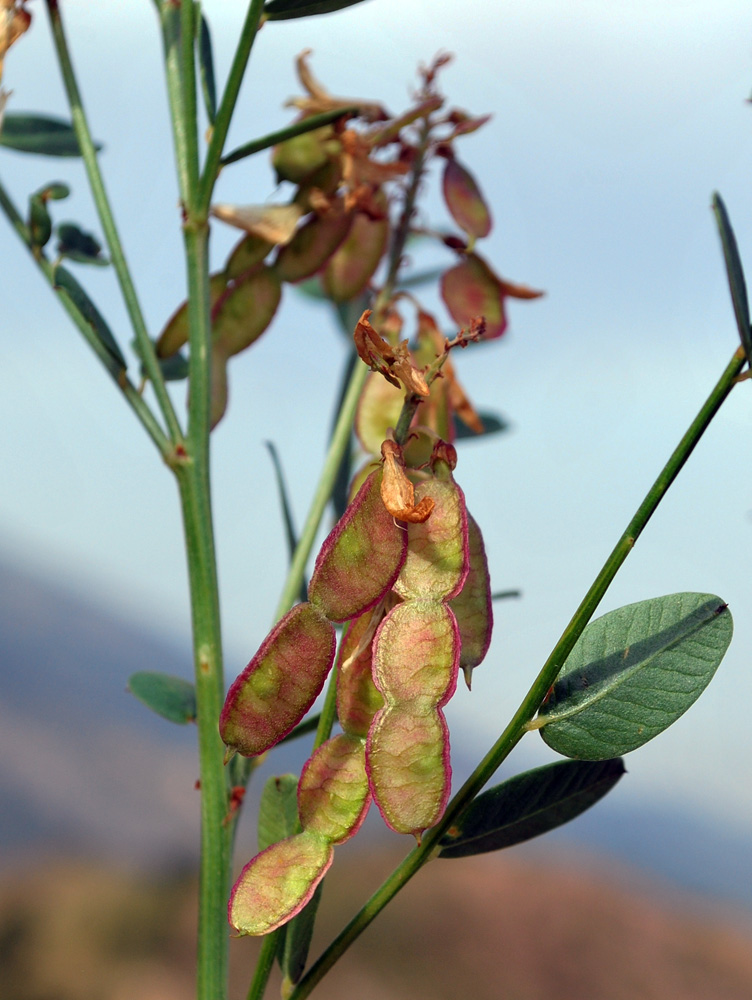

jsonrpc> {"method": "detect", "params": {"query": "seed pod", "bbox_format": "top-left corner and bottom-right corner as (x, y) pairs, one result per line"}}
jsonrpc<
(298, 733), (371, 844)
(308, 468), (407, 623)
(442, 157), (492, 240)
(157, 273), (226, 359)
(212, 265), (282, 358)
(220, 602), (336, 758)
(392, 477), (469, 602)
(367, 706), (452, 836)
(224, 233), (275, 281)
(449, 512), (493, 689)
(335, 609), (384, 739)
(274, 207), (353, 283)
(229, 830), (333, 935)
(229, 734), (371, 935)
(320, 210), (389, 301)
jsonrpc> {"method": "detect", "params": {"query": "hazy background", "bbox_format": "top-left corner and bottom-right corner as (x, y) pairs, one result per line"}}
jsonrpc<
(2, 0), (752, 905)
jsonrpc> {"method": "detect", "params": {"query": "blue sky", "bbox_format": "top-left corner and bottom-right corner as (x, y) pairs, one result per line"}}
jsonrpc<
(2, 1), (752, 835)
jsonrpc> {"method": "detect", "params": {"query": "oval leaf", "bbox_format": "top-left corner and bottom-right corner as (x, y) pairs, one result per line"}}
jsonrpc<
(127, 671), (196, 724)
(220, 602), (336, 757)
(56, 222), (108, 266)
(439, 758), (625, 858)
(308, 469), (407, 623)
(537, 593), (733, 759)
(229, 830), (333, 935)
(0, 113), (101, 157)
(258, 774), (300, 851)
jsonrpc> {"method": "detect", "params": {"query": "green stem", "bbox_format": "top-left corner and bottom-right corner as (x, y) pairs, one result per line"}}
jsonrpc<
(287, 345), (746, 1000)
(176, 457), (231, 1000)
(180, 0), (200, 199)
(246, 933), (278, 1000)
(44, 0), (183, 445)
(198, 0), (266, 212)
(156, 1), (191, 204)
(0, 177), (170, 456)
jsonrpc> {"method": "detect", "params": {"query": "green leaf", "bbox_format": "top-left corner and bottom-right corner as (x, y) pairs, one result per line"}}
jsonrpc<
(452, 410), (509, 440)
(197, 12), (217, 125)
(127, 671), (197, 724)
(0, 113), (101, 157)
(281, 883), (323, 988)
(258, 774), (300, 851)
(537, 593), (733, 759)
(439, 758), (625, 858)
(220, 106), (358, 167)
(263, 0), (372, 21)
(53, 266), (126, 375)
(712, 192), (752, 365)
(265, 441), (307, 605)
(56, 222), (108, 266)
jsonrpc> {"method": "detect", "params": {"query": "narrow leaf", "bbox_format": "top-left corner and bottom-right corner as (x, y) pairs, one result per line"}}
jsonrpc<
(537, 593), (733, 759)
(438, 758), (626, 858)
(127, 671), (196, 724)
(452, 410), (509, 440)
(265, 441), (307, 606)
(263, 0), (373, 21)
(53, 266), (126, 375)
(220, 107), (359, 167)
(258, 773), (300, 851)
(0, 113), (101, 157)
(712, 192), (752, 365)
(198, 14), (217, 125)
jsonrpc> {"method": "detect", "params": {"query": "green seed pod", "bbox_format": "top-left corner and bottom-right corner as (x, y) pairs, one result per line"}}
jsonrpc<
(308, 468), (407, 623)
(274, 207), (353, 284)
(336, 609), (385, 739)
(298, 733), (371, 844)
(320, 210), (389, 302)
(220, 602), (336, 758)
(212, 265), (282, 358)
(366, 707), (452, 836)
(229, 830), (333, 935)
(393, 478), (469, 602)
(449, 512), (493, 688)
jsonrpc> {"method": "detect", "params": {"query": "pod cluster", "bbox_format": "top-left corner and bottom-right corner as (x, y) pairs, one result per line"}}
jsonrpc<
(221, 440), (493, 935)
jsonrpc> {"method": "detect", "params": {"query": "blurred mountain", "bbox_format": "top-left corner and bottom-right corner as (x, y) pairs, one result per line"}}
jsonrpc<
(1, 554), (751, 914)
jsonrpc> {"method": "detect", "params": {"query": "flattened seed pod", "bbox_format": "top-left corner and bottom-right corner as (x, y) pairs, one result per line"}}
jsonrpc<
(336, 610), (384, 739)
(393, 477), (469, 602)
(220, 602), (335, 757)
(366, 708), (452, 836)
(229, 830), (333, 935)
(308, 469), (407, 623)
(372, 600), (459, 707)
(449, 512), (493, 688)
(298, 734), (371, 844)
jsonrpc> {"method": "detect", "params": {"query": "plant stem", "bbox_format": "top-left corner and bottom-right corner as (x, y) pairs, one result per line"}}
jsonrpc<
(44, 0), (183, 445)
(0, 177), (170, 456)
(286, 344), (746, 1000)
(180, 0), (200, 198)
(198, 0), (266, 212)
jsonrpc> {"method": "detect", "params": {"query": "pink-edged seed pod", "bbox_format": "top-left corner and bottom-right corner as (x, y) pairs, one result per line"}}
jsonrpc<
(308, 468), (407, 623)
(335, 608), (385, 739)
(449, 512), (493, 689)
(298, 733), (371, 845)
(366, 707), (452, 837)
(220, 602), (335, 758)
(229, 829), (333, 935)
